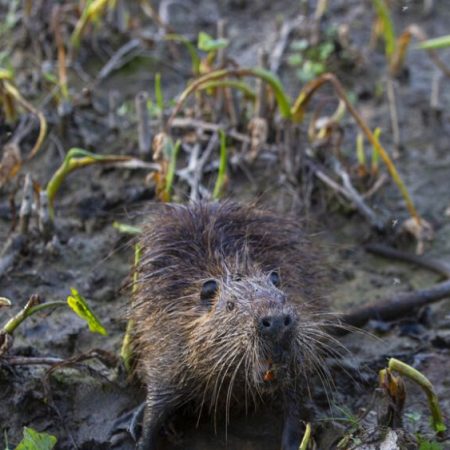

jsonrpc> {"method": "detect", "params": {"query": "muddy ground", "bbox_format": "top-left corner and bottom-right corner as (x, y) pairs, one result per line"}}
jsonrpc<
(0, 0), (449, 449)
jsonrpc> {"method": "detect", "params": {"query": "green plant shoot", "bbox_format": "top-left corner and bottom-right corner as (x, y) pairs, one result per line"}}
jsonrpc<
(120, 243), (142, 371)
(46, 148), (131, 219)
(164, 139), (181, 200)
(197, 31), (229, 52)
(155, 72), (164, 112)
(371, 127), (381, 173)
(388, 358), (446, 435)
(112, 222), (142, 235)
(15, 427), (57, 450)
(67, 288), (107, 336)
(71, 0), (113, 48)
(372, 0), (396, 57)
(213, 129), (227, 199)
(417, 35), (450, 50)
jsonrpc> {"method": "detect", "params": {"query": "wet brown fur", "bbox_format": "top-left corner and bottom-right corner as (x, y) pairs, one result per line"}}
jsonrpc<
(130, 201), (333, 447)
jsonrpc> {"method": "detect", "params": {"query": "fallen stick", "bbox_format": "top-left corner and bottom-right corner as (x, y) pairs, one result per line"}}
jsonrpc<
(366, 243), (450, 279)
(340, 279), (450, 330)
(307, 159), (385, 231)
(3, 356), (64, 366)
(97, 39), (142, 81)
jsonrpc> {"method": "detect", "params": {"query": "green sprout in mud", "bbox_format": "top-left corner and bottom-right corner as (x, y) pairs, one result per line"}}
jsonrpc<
(287, 36), (335, 83)
(371, 0), (450, 77)
(141, 72), (170, 124)
(384, 358), (447, 436)
(372, 0), (396, 59)
(0, 68), (47, 157)
(45, 148), (132, 219)
(120, 243), (142, 372)
(70, 0), (115, 49)
(356, 128), (381, 176)
(197, 30), (229, 73)
(198, 31), (229, 53)
(299, 422), (312, 450)
(1, 290), (106, 357)
(164, 139), (181, 201)
(212, 129), (228, 200)
(145, 72), (178, 121)
(13, 426), (57, 450)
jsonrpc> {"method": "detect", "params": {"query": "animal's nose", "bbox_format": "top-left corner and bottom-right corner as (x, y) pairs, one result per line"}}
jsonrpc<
(259, 313), (293, 338)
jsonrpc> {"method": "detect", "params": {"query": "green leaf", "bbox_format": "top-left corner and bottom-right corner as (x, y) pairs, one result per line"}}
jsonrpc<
(290, 39), (309, 51)
(416, 35), (450, 50)
(15, 427), (56, 450)
(287, 54), (303, 66)
(419, 441), (443, 450)
(319, 41), (335, 60)
(112, 222), (142, 235)
(372, 0), (396, 57)
(197, 31), (229, 52)
(67, 288), (107, 336)
(296, 61), (325, 83)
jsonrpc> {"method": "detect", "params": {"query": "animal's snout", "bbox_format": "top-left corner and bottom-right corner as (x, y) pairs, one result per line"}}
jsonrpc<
(259, 313), (293, 339)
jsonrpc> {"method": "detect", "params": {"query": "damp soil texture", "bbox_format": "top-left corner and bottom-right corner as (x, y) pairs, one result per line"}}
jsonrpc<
(0, 1), (450, 449)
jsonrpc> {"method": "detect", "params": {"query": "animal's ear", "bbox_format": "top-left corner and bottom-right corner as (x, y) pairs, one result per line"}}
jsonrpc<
(269, 271), (280, 287)
(200, 279), (219, 308)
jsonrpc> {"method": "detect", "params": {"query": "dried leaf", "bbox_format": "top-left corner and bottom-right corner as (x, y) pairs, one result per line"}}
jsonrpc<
(0, 142), (22, 188)
(247, 117), (268, 161)
(401, 217), (434, 255)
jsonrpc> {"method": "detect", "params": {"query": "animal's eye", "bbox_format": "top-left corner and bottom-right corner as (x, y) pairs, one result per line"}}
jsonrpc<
(269, 271), (280, 287)
(201, 279), (219, 305)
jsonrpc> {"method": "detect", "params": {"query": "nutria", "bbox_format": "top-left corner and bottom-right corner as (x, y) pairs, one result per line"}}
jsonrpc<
(130, 201), (331, 450)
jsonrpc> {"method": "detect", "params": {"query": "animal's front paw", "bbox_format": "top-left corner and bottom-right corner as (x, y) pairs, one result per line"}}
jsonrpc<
(109, 402), (145, 448)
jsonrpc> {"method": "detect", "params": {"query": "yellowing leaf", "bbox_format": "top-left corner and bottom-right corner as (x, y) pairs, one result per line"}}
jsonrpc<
(67, 288), (107, 336)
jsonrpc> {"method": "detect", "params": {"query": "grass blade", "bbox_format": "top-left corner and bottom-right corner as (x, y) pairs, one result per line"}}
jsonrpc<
(372, 0), (396, 57)
(417, 34), (450, 50)
(164, 139), (181, 201)
(213, 129), (227, 199)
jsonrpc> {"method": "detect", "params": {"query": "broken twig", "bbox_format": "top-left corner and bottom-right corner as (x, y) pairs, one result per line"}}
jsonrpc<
(340, 279), (450, 330)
